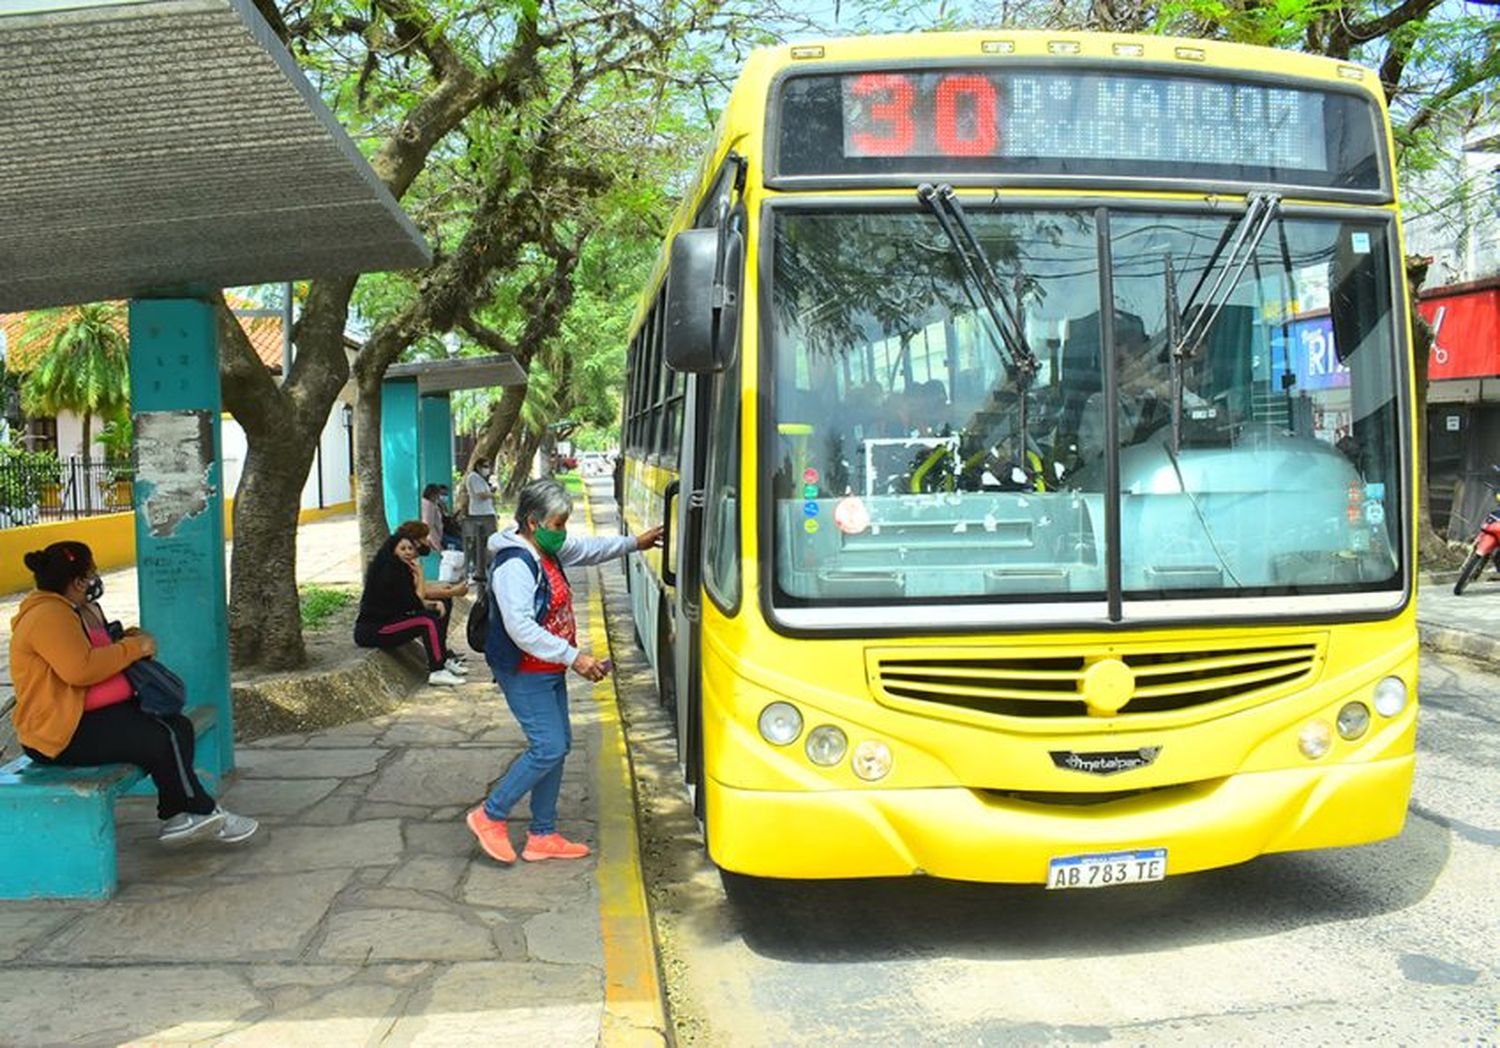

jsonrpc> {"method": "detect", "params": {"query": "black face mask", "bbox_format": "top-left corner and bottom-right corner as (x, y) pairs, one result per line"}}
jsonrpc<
(84, 575), (104, 602)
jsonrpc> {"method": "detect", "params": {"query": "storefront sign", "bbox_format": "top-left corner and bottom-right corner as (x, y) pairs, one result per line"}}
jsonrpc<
(1269, 314), (1350, 391)
(1419, 284), (1500, 380)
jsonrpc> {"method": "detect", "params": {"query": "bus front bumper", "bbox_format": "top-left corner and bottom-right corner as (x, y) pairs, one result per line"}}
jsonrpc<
(704, 754), (1414, 882)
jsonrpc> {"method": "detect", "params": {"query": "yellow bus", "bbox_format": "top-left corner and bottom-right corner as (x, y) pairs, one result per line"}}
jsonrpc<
(619, 31), (1416, 887)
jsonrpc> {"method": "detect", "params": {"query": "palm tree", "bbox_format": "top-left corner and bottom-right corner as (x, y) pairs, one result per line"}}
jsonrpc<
(18, 303), (131, 511)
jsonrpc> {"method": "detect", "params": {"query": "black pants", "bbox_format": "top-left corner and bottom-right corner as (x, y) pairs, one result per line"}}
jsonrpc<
(355, 609), (450, 671)
(462, 515), (496, 580)
(24, 700), (216, 819)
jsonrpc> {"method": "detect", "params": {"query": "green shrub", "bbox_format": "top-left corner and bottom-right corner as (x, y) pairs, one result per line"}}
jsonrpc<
(0, 445), (61, 516)
(299, 585), (354, 630)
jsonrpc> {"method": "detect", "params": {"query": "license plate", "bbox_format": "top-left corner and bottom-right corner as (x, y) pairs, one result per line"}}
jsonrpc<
(1047, 848), (1167, 890)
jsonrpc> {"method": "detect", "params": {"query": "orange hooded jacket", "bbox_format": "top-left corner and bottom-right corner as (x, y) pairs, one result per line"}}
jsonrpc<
(8, 591), (149, 758)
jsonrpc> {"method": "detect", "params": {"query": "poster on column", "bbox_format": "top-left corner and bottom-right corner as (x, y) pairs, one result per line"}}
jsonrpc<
(134, 410), (217, 539)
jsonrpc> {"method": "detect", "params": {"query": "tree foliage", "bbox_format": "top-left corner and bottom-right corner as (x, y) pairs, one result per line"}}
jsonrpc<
(221, 0), (800, 668)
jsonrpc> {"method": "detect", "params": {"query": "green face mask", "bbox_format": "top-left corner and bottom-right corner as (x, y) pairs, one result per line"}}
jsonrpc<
(533, 526), (566, 556)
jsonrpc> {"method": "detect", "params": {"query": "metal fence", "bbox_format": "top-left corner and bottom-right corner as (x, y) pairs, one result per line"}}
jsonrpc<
(0, 457), (135, 528)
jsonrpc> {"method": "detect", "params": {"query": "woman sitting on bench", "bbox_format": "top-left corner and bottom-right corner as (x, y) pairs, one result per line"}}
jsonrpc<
(8, 541), (257, 845)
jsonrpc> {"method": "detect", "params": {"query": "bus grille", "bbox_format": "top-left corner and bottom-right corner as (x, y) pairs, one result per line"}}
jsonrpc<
(869, 640), (1322, 721)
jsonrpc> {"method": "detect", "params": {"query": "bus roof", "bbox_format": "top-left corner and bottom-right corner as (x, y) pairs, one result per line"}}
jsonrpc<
(743, 30), (1378, 81)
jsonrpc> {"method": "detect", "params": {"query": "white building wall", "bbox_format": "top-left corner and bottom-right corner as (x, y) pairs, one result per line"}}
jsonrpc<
(221, 407), (350, 512)
(1403, 137), (1500, 285)
(54, 412), (88, 460)
(299, 442), (320, 510)
(320, 402), (353, 505)
(221, 416), (248, 503)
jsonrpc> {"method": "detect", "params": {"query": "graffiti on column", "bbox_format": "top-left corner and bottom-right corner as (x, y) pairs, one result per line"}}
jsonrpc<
(134, 410), (217, 538)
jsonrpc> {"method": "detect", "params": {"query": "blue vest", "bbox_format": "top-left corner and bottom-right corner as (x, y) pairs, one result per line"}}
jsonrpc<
(484, 546), (568, 675)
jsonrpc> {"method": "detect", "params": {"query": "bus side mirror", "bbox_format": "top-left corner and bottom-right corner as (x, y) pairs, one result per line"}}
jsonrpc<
(665, 226), (742, 373)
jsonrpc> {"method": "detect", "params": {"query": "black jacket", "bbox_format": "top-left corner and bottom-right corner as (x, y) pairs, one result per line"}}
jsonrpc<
(356, 539), (422, 626)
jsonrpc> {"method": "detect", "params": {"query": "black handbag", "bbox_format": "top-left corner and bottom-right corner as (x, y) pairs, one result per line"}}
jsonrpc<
(124, 657), (188, 718)
(466, 576), (489, 654)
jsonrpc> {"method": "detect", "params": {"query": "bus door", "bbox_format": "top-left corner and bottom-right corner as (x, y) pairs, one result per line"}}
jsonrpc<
(666, 373), (713, 751)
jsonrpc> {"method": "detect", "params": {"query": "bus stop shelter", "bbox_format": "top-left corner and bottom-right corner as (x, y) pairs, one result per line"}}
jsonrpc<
(381, 356), (526, 577)
(0, 0), (431, 781)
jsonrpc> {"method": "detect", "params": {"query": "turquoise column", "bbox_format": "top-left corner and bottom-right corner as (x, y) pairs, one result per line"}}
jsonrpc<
(418, 394), (453, 581)
(381, 378), (420, 532)
(127, 297), (233, 777)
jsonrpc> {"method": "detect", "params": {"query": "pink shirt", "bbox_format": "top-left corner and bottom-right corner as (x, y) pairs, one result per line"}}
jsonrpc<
(82, 625), (134, 710)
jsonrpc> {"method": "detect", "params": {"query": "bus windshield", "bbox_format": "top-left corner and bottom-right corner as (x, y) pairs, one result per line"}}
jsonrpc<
(769, 206), (1404, 610)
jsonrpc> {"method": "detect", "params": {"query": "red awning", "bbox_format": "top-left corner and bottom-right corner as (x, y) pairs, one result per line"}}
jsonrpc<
(1418, 284), (1500, 380)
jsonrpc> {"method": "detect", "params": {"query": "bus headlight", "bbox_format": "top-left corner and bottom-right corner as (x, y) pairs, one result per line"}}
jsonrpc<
(1373, 676), (1408, 718)
(1336, 701), (1371, 740)
(758, 702), (802, 746)
(1298, 720), (1332, 760)
(805, 725), (848, 766)
(851, 740), (893, 781)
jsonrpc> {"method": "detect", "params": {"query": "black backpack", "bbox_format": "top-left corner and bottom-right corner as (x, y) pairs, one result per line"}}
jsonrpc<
(467, 548), (554, 664)
(465, 574), (490, 654)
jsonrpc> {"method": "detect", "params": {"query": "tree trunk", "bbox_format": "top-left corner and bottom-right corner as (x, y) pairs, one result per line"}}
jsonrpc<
(454, 383), (528, 515)
(353, 372), (390, 568)
(505, 428), (543, 497)
(228, 432), (318, 669)
(1407, 256), (1447, 562)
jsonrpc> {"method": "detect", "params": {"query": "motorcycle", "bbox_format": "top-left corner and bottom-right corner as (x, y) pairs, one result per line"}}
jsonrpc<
(1453, 467), (1500, 596)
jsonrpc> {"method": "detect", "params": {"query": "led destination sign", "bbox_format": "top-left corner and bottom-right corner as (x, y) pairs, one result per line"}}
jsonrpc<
(776, 67), (1382, 190)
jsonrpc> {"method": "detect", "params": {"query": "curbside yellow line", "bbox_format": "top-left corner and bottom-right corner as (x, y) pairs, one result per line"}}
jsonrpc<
(583, 495), (670, 1047)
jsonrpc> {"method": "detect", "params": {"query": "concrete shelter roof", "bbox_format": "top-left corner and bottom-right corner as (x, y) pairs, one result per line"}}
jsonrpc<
(386, 355), (528, 395)
(0, 0), (431, 313)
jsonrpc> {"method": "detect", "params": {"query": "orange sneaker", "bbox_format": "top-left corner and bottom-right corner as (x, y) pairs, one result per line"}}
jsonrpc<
(522, 832), (591, 861)
(466, 807), (516, 864)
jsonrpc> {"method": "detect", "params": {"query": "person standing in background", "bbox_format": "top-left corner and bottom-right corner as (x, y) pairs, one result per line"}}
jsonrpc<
(436, 485), (462, 550)
(419, 484), (446, 554)
(462, 456), (497, 582)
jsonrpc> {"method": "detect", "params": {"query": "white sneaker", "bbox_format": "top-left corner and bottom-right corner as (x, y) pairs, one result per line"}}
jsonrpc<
(215, 808), (259, 844)
(428, 668), (465, 687)
(444, 657), (469, 676)
(159, 808), (227, 844)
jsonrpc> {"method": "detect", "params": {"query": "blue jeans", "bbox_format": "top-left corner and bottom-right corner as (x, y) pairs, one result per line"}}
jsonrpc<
(484, 670), (571, 835)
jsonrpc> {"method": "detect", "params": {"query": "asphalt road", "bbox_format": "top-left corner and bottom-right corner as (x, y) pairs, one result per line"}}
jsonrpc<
(590, 484), (1500, 1047)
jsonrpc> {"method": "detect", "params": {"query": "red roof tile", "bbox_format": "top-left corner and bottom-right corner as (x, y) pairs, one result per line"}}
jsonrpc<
(0, 295), (285, 375)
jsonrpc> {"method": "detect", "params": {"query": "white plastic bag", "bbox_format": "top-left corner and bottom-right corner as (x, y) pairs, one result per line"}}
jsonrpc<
(438, 549), (465, 583)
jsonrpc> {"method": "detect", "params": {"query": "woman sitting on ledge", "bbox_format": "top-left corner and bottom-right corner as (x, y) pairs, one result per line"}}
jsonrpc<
(8, 541), (257, 845)
(354, 522), (469, 687)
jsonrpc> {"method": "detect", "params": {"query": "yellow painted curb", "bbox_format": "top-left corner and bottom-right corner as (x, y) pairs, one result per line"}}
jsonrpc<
(583, 495), (669, 1047)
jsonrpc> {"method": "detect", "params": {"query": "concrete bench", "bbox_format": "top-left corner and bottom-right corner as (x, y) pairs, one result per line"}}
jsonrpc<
(0, 703), (218, 900)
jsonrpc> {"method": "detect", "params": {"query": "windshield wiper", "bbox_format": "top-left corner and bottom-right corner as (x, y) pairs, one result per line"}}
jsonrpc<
(1167, 191), (1281, 454)
(917, 183), (1041, 479)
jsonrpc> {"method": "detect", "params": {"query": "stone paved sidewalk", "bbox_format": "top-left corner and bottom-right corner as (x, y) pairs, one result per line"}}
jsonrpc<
(0, 546), (651, 1047)
(1418, 575), (1500, 662)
